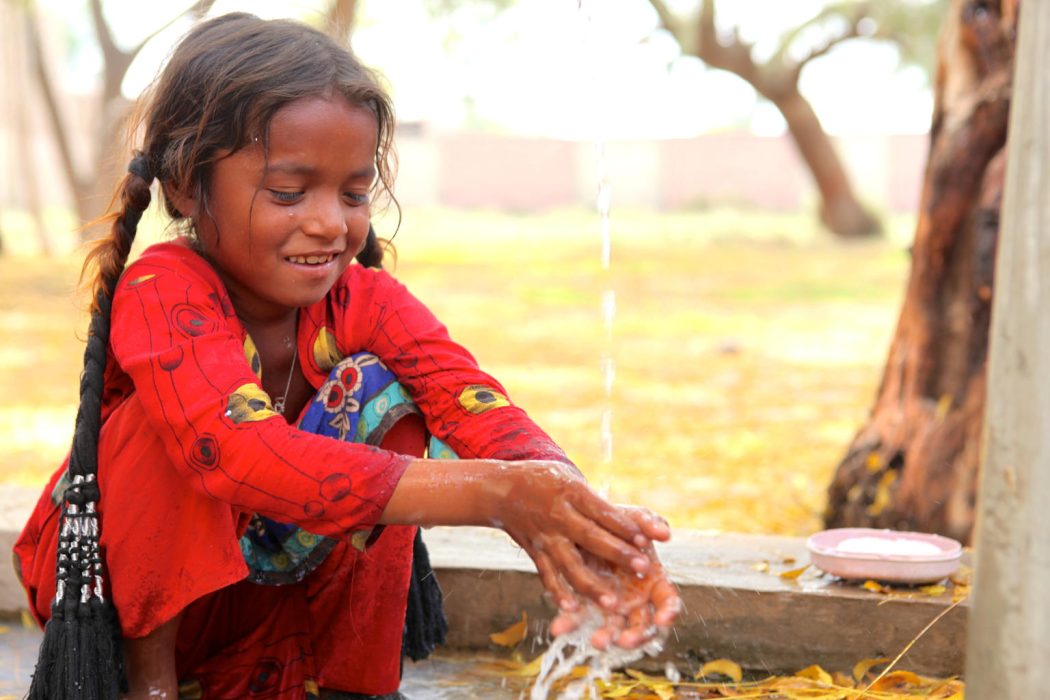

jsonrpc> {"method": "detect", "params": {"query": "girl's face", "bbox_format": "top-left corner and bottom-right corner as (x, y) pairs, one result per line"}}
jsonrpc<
(177, 94), (378, 324)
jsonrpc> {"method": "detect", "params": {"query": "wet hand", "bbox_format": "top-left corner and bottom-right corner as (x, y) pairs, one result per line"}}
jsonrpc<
(494, 462), (659, 615)
(618, 504), (672, 549)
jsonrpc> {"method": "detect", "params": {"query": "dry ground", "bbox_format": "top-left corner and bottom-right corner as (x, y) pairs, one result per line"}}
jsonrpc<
(0, 207), (913, 536)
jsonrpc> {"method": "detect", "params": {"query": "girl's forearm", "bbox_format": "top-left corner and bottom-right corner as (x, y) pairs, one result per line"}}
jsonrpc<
(378, 458), (512, 527)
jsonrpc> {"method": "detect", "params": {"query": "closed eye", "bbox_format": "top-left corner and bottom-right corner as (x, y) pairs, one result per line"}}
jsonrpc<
(345, 192), (370, 205)
(269, 190), (303, 204)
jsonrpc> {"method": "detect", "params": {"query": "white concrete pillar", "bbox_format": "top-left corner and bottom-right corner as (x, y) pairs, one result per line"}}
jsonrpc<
(965, 2), (1050, 697)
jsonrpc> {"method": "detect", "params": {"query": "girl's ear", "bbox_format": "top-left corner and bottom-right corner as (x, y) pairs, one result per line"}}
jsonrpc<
(163, 180), (197, 218)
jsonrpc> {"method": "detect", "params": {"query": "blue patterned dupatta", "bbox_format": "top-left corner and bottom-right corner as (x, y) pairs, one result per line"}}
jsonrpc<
(239, 352), (451, 660)
(240, 352), (453, 583)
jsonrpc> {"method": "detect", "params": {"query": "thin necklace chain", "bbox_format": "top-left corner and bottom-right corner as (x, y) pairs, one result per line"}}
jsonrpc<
(273, 343), (299, 416)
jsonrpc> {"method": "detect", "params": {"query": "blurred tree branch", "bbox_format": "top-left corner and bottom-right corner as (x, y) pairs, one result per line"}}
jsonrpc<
(326, 0), (359, 40)
(647, 0), (946, 236)
(21, 0), (216, 233)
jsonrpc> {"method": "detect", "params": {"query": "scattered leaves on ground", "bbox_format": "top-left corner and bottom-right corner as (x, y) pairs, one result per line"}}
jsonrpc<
(476, 651), (966, 698)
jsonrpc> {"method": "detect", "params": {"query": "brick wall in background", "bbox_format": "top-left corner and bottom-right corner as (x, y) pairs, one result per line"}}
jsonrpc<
(395, 130), (927, 215)
(2, 118), (927, 217)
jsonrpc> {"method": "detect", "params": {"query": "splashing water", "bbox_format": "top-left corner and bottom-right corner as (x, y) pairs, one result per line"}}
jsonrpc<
(530, 607), (666, 700)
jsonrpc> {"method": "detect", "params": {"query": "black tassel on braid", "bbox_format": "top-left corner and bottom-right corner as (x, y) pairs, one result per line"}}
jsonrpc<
(28, 153), (153, 700)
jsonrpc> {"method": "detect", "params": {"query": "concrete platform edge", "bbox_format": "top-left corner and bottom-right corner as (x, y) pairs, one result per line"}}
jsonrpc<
(0, 525), (970, 678)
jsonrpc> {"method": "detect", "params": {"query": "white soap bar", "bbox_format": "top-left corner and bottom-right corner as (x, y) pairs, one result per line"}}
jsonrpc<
(835, 536), (942, 556)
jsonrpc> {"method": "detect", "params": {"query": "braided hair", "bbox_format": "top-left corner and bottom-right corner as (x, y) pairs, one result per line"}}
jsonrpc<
(30, 13), (399, 698)
(27, 154), (153, 700)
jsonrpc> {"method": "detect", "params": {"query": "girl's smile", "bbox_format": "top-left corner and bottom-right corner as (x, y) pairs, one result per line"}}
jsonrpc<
(286, 254), (338, 264)
(173, 93), (379, 325)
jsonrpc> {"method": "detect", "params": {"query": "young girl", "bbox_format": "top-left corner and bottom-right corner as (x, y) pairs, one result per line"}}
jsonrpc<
(14, 12), (679, 700)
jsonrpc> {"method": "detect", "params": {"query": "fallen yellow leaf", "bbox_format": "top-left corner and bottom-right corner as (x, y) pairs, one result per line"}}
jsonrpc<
(653, 683), (675, 700)
(508, 654), (544, 677)
(597, 680), (638, 698)
(779, 565), (810, 580)
(831, 671), (854, 688)
(697, 659), (743, 682)
(863, 580), (889, 594)
(869, 669), (922, 690)
(852, 657), (890, 682)
(489, 611), (528, 647)
(604, 684), (634, 700)
(919, 584), (947, 596)
(794, 665), (833, 685)
(625, 668), (658, 683)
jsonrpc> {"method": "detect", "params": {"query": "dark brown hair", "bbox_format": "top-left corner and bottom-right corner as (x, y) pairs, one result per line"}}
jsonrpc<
(84, 11), (397, 300)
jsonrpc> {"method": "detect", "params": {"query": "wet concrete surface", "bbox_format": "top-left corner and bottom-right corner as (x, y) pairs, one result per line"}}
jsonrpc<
(400, 654), (529, 699)
(0, 624), (526, 699)
(0, 623), (38, 698)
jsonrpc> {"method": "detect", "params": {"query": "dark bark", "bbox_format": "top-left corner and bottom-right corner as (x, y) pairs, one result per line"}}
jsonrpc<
(772, 88), (881, 238)
(824, 0), (1018, 545)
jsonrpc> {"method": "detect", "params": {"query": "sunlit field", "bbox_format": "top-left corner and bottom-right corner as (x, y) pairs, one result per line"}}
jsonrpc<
(0, 207), (913, 536)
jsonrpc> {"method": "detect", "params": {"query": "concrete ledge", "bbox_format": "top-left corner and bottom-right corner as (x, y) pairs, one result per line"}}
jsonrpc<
(426, 527), (970, 677)
(0, 512), (969, 678)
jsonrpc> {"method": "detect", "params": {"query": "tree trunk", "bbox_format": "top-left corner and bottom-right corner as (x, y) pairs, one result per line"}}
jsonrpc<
(824, 0), (1017, 545)
(3, 0), (52, 255)
(646, 0), (885, 238)
(966, 2), (1050, 691)
(772, 87), (881, 237)
(22, 1), (216, 236)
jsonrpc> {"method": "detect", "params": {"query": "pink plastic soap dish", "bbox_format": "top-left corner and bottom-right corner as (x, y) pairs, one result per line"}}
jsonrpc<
(806, 527), (962, 584)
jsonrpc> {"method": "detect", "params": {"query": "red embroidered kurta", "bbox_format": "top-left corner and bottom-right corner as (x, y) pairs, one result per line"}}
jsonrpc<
(15, 240), (569, 697)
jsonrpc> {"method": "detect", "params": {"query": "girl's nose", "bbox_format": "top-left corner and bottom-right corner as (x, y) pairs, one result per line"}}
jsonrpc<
(304, 194), (349, 239)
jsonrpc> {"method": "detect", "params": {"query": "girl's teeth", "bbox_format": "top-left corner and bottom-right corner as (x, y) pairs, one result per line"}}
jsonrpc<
(289, 255), (333, 264)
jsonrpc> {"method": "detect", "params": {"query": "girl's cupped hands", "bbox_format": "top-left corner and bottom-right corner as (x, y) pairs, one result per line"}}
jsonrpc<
(494, 463), (680, 649)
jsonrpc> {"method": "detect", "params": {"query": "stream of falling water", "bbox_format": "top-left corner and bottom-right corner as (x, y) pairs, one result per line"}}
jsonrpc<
(526, 4), (669, 698)
(597, 140), (615, 467)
